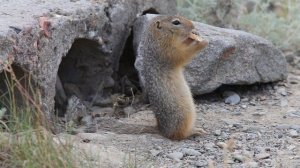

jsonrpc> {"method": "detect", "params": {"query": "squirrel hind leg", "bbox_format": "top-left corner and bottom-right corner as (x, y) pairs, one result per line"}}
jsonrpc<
(168, 128), (207, 140)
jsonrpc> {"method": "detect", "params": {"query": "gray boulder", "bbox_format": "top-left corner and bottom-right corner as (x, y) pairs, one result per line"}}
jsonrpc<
(133, 14), (287, 95)
(0, 1), (176, 121)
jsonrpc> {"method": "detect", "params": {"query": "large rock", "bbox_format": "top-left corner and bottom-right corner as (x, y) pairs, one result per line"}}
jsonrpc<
(0, 1), (176, 121)
(133, 14), (287, 95)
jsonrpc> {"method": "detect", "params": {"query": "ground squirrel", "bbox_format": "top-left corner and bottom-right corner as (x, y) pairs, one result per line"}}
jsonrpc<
(139, 15), (208, 140)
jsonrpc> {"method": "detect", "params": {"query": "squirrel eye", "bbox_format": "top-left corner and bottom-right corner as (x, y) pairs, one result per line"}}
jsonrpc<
(172, 19), (181, 25)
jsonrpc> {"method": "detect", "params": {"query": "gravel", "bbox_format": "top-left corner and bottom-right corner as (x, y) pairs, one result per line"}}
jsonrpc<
(167, 152), (184, 161)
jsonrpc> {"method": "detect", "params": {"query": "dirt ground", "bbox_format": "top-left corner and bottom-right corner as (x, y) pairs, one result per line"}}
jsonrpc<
(56, 66), (300, 168)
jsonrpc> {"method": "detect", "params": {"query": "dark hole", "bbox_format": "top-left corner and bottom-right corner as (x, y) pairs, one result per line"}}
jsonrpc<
(55, 38), (113, 116)
(142, 8), (159, 15)
(114, 30), (141, 96)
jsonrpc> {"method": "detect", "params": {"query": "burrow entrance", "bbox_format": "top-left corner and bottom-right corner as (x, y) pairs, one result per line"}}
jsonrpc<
(55, 37), (141, 116)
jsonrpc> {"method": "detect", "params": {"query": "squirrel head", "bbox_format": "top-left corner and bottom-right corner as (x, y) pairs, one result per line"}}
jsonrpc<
(149, 16), (208, 67)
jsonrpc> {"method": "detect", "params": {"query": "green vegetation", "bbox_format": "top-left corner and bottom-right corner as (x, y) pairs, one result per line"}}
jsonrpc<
(0, 63), (79, 168)
(177, 0), (300, 51)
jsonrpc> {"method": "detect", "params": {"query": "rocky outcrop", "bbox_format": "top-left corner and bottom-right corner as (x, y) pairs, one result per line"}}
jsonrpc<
(0, 0), (177, 120)
(133, 14), (287, 95)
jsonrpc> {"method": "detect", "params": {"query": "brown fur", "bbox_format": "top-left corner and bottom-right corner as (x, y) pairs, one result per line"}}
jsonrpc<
(139, 15), (208, 140)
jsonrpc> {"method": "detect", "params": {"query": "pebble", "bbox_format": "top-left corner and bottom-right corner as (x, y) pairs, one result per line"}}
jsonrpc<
(216, 142), (227, 149)
(123, 106), (136, 116)
(223, 91), (241, 105)
(276, 124), (290, 130)
(220, 132), (229, 139)
(241, 105), (247, 109)
(154, 145), (163, 150)
(286, 110), (300, 118)
(246, 161), (259, 168)
(289, 130), (299, 138)
(181, 148), (201, 156)
(233, 123), (243, 129)
(84, 124), (97, 133)
(81, 115), (93, 126)
(91, 107), (114, 117)
(167, 152), (183, 161)
(252, 112), (266, 116)
(204, 143), (215, 152)
(220, 109), (230, 113)
(214, 130), (221, 136)
(249, 101), (256, 106)
(232, 111), (242, 116)
(290, 125), (300, 131)
(277, 87), (287, 96)
(232, 153), (246, 162)
(149, 149), (161, 157)
(255, 153), (270, 159)
(279, 99), (288, 107)
(194, 160), (208, 167)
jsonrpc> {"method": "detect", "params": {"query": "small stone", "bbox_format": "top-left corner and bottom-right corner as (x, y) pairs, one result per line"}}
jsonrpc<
(223, 91), (241, 105)
(91, 107), (114, 117)
(123, 106), (136, 116)
(276, 124), (290, 130)
(233, 123), (243, 129)
(194, 160), (208, 167)
(220, 132), (229, 139)
(249, 101), (256, 106)
(255, 153), (270, 159)
(286, 110), (300, 118)
(287, 145), (296, 151)
(88, 31), (96, 38)
(232, 111), (242, 116)
(167, 152), (183, 161)
(204, 143), (215, 152)
(290, 125), (300, 131)
(232, 153), (246, 162)
(247, 161), (259, 168)
(252, 112), (266, 116)
(217, 142), (227, 149)
(84, 124), (97, 133)
(154, 145), (162, 150)
(277, 87), (287, 96)
(214, 130), (221, 136)
(277, 134), (283, 138)
(241, 105), (247, 109)
(220, 109), (230, 113)
(279, 99), (288, 107)
(149, 149), (161, 157)
(289, 130), (299, 138)
(259, 95), (267, 101)
(81, 115), (93, 126)
(181, 148), (201, 156)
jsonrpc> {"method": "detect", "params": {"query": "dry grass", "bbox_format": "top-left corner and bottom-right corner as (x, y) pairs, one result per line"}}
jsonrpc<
(0, 61), (80, 168)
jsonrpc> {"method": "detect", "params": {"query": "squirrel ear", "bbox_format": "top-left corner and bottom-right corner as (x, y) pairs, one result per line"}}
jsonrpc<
(156, 21), (162, 29)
